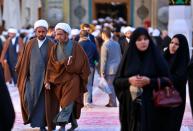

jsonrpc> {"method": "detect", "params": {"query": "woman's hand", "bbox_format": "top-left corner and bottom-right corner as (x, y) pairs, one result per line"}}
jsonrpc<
(140, 76), (150, 87)
(128, 75), (150, 88)
(128, 75), (143, 88)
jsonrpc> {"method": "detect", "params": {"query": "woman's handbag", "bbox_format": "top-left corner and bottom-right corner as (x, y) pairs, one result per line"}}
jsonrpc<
(153, 78), (182, 108)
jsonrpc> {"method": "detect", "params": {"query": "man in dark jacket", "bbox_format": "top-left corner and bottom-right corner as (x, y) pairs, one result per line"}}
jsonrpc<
(79, 30), (99, 106)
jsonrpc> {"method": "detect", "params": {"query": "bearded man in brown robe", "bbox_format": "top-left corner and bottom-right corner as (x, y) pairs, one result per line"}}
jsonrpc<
(44, 23), (90, 131)
(16, 19), (56, 131)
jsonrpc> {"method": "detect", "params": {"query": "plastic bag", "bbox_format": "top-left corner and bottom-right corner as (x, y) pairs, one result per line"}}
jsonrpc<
(130, 85), (143, 101)
(98, 77), (112, 94)
(93, 70), (111, 94)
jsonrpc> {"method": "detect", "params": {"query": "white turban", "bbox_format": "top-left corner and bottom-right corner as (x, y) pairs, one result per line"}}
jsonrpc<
(122, 26), (135, 34)
(8, 28), (17, 34)
(55, 23), (71, 35)
(34, 19), (48, 30)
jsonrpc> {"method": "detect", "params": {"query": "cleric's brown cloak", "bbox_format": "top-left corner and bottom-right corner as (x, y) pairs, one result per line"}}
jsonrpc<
(45, 41), (90, 120)
(15, 38), (56, 130)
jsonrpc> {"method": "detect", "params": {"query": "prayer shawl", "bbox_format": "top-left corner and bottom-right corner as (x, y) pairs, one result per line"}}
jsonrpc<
(45, 41), (90, 119)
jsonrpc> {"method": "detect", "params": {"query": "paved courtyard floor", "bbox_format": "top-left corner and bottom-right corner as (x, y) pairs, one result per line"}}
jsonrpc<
(8, 80), (193, 131)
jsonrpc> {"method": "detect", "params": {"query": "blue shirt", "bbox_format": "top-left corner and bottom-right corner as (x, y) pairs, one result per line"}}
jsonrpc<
(79, 39), (99, 68)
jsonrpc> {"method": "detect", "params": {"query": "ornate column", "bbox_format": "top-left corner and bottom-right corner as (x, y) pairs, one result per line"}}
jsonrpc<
(136, 0), (149, 25)
(168, 0), (192, 56)
(151, 0), (158, 28)
(70, 0), (90, 28)
(44, 0), (70, 26)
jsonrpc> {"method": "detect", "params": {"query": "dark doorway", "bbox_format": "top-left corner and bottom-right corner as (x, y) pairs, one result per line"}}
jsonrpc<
(95, 3), (127, 20)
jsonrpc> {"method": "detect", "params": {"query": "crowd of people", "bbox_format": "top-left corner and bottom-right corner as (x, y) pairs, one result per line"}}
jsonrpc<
(0, 16), (193, 131)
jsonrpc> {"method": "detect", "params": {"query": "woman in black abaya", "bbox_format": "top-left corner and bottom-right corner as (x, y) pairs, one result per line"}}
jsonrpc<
(113, 27), (171, 131)
(0, 62), (15, 131)
(188, 54), (193, 118)
(163, 34), (190, 131)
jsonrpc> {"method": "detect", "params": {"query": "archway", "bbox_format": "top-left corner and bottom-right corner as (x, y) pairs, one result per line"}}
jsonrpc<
(92, 0), (130, 24)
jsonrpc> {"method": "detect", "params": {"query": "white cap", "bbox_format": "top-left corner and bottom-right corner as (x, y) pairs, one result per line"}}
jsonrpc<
(92, 30), (100, 37)
(122, 26), (135, 34)
(103, 23), (110, 27)
(148, 27), (154, 34)
(55, 23), (71, 35)
(2, 31), (8, 36)
(8, 28), (17, 34)
(28, 28), (34, 34)
(120, 26), (126, 34)
(98, 18), (105, 23)
(95, 25), (102, 30)
(20, 29), (29, 34)
(152, 29), (160, 37)
(92, 20), (98, 24)
(71, 29), (80, 36)
(34, 19), (48, 30)
(118, 17), (126, 24)
(105, 16), (112, 22)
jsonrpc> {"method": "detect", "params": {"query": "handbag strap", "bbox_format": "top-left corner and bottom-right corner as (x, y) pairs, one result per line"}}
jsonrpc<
(157, 78), (170, 96)
(162, 77), (174, 88)
(157, 77), (174, 90)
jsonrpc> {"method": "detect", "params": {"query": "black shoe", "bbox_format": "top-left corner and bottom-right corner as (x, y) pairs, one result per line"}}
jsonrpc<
(105, 103), (117, 107)
(105, 103), (112, 107)
(57, 121), (68, 126)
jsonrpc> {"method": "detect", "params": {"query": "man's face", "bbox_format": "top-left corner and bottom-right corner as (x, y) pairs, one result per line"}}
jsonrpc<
(35, 27), (47, 40)
(8, 33), (16, 39)
(55, 29), (69, 43)
(82, 27), (90, 33)
(125, 31), (132, 39)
